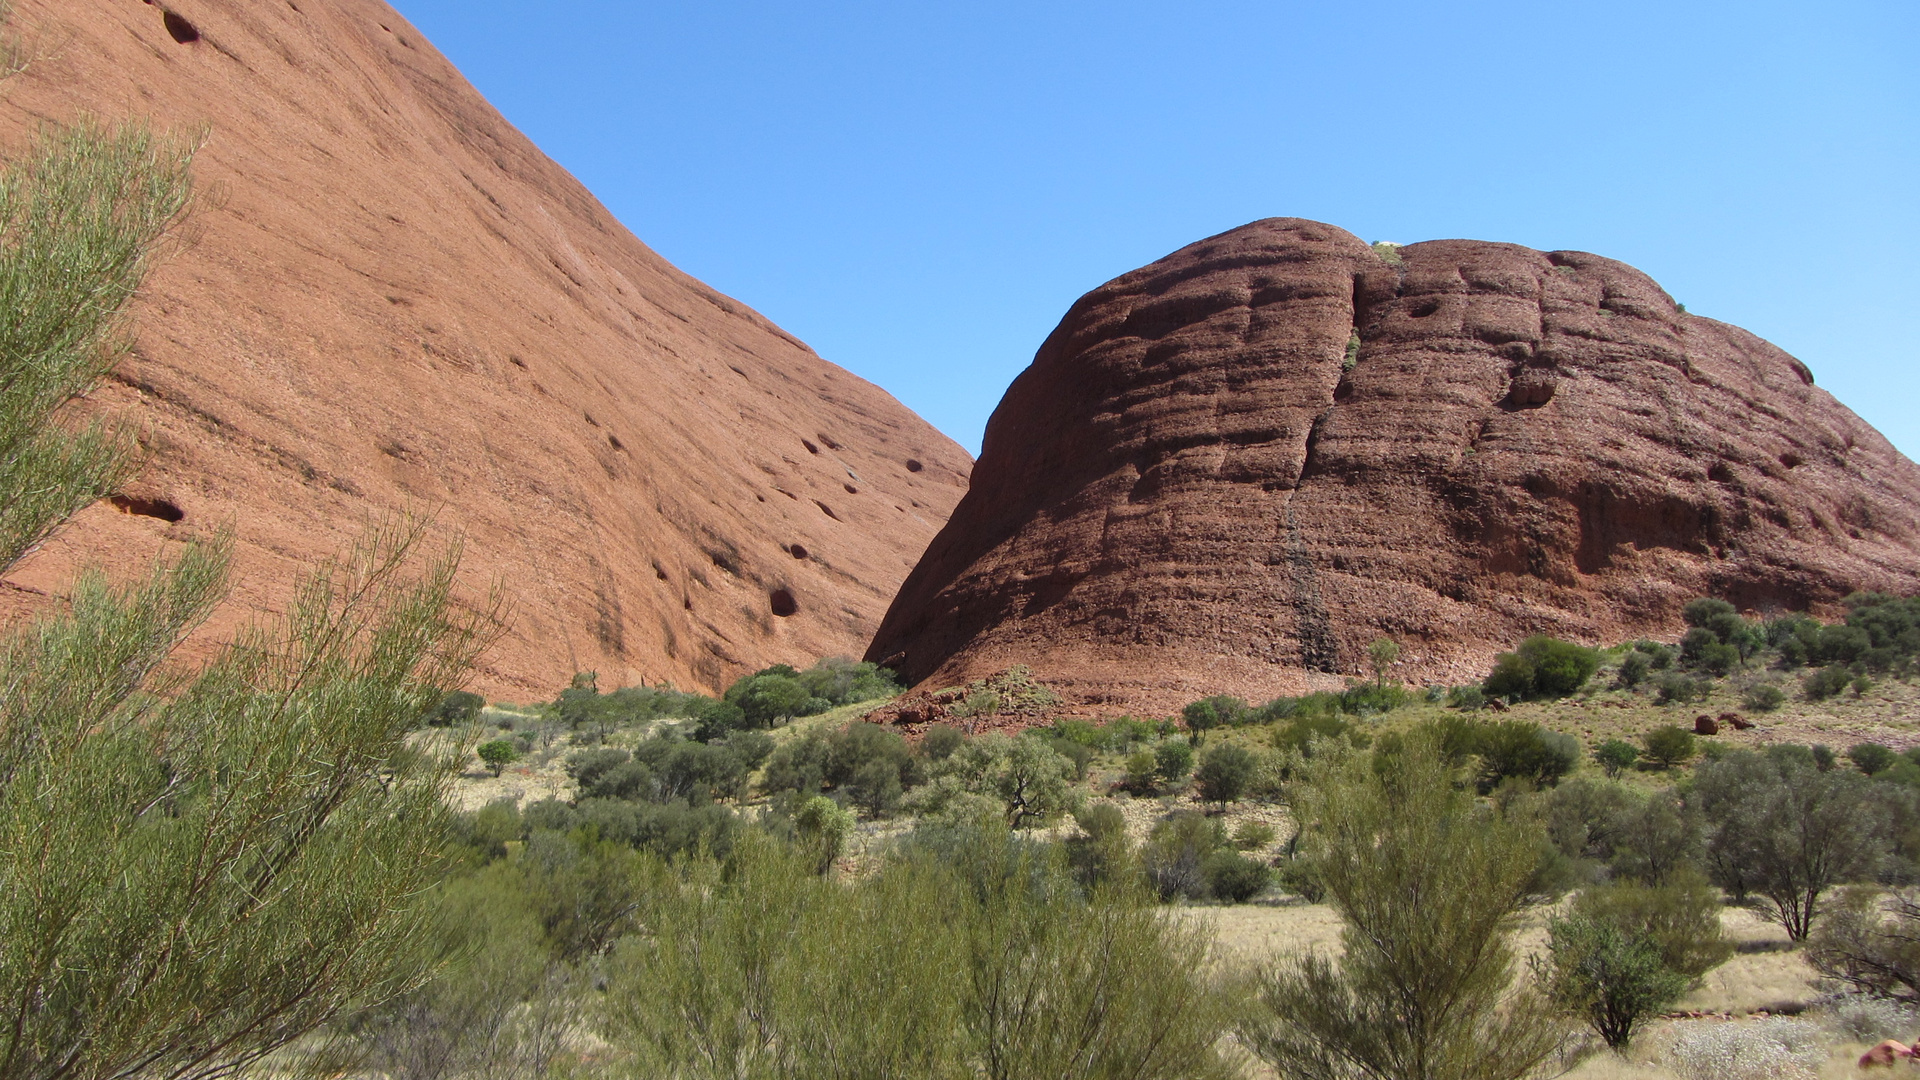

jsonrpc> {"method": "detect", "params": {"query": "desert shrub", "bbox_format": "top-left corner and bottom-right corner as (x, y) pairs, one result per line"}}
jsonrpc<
(1447, 684), (1487, 709)
(1239, 732), (1565, 1080)
(1482, 635), (1601, 702)
(760, 730), (829, 797)
(1696, 750), (1888, 939)
(574, 798), (737, 861)
(1181, 695), (1246, 743)
(724, 667), (817, 727)
(909, 733), (1080, 828)
(347, 867), (576, 1080)
(427, 689), (486, 727)
(1233, 819), (1278, 851)
(825, 722), (919, 810)
(1594, 739), (1640, 779)
(1615, 649), (1652, 689)
(1809, 888), (1920, 1004)
(796, 656), (902, 704)
(1065, 802), (1134, 891)
(1742, 682), (1787, 711)
(1804, 663), (1853, 701)
(1654, 671), (1711, 704)
(1606, 790), (1701, 885)
(1123, 749), (1159, 794)
(1195, 743), (1258, 808)
(1271, 710), (1370, 759)
(1640, 725), (1696, 770)
(478, 738), (521, 776)
(1575, 869), (1732, 979)
(1825, 992), (1920, 1042)
(1668, 1017), (1824, 1080)
(1472, 721), (1581, 792)
(1851, 742), (1899, 776)
(1545, 777), (1635, 875)
(1155, 738), (1195, 785)
(792, 794), (855, 872)
(722, 728), (775, 771)
(1203, 849), (1271, 903)
(1536, 913), (1687, 1049)
(1142, 811), (1221, 901)
(921, 723), (964, 760)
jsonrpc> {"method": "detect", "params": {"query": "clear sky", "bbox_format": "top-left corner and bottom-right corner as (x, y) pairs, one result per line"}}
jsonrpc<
(389, 0), (1917, 459)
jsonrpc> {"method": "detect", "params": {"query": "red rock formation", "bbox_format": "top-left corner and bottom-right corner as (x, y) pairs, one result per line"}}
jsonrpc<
(0, 0), (968, 699)
(867, 219), (1920, 712)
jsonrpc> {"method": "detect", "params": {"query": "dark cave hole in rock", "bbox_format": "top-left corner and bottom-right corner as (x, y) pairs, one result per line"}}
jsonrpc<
(769, 589), (798, 617)
(844, 483), (858, 495)
(110, 494), (185, 522)
(162, 11), (201, 43)
(802, 439), (819, 454)
(905, 458), (923, 472)
(813, 500), (839, 520)
(1780, 451), (1804, 469)
(789, 544), (809, 560)
(817, 434), (842, 450)
(1409, 298), (1441, 318)
(607, 433), (623, 451)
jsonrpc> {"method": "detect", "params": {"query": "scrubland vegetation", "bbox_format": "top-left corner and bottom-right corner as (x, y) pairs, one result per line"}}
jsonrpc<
(15, 24), (1920, 1080)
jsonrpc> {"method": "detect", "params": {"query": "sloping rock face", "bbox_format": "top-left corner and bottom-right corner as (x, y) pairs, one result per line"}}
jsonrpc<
(0, 0), (968, 698)
(867, 218), (1920, 712)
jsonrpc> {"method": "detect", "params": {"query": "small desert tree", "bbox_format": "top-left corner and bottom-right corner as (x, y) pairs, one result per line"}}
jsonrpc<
(1368, 637), (1401, 688)
(0, 113), (488, 1080)
(1239, 731), (1566, 1080)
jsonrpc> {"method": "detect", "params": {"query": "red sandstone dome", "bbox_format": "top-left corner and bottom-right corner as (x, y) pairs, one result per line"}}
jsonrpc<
(867, 219), (1920, 712)
(0, 0), (969, 699)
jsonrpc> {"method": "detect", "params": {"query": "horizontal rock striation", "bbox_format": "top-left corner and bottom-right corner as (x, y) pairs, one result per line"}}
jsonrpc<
(867, 218), (1920, 712)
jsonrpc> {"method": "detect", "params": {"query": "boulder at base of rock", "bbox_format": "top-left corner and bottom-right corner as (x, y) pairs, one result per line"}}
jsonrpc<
(868, 219), (1920, 712)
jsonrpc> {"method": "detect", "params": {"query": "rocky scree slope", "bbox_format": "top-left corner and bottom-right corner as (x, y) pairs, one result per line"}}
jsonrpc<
(867, 219), (1920, 713)
(0, 0), (968, 698)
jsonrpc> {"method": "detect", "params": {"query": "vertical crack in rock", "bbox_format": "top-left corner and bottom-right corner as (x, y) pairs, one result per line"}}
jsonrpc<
(1286, 503), (1339, 672)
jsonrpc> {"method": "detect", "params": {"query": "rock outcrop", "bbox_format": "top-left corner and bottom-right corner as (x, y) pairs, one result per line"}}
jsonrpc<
(0, 0), (969, 698)
(867, 219), (1920, 712)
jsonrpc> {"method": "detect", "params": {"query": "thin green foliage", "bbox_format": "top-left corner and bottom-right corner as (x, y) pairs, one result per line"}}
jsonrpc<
(0, 121), (194, 571)
(1240, 731), (1566, 1080)
(0, 521), (492, 1080)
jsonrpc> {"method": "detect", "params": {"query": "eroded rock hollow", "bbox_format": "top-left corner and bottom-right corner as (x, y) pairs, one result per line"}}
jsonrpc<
(867, 219), (1920, 712)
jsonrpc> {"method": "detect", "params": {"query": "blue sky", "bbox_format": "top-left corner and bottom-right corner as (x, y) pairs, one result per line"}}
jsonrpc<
(390, 1), (1917, 459)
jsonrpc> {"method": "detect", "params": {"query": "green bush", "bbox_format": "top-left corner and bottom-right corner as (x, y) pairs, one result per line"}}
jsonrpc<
(793, 794), (855, 873)
(1639, 726), (1696, 770)
(921, 723), (964, 760)
(1804, 664), (1854, 701)
(1203, 849), (1271, 903)
(1594, 739), (1640, 779)
(1065, 802), (1134, 890)
(1239, 730), (1564, 1080)
(1124, 749), (1159, 794)
(724, 668), (815, 727)
(1155, 738), (1196, 784)
(1482, 636), (1601, 701)
(1181, 695), (1246, 743)
(1654, 671), (1711, 705)
(1447, 684), (1487, 710)
(1615, 650), (1652, 689)
(1271, 711), (1370, 758)
(1232, 819), (1278, 851)
(1850, 743), (1898, 776)
(427, 689), (486, 727)
(1537, 914), (1687, 1049)
(478, 738), (521, 776)
(1472, 721), (1581, 792)
(1195, 743), (1258, 808)
(1142, 811), (1220, 901)
(1742, 682), (1787, 712)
